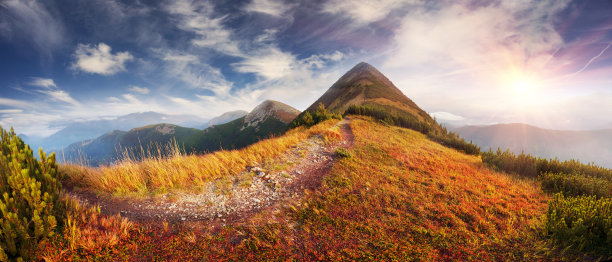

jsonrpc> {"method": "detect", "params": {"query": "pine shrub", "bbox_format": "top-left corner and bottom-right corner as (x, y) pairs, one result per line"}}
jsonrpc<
(544, 193), (612, 258)
(290, 103), (342, 128)
(0, 126), (62, 260)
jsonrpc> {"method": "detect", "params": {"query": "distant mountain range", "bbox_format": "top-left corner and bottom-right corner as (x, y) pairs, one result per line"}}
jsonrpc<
(62, 100), (300, 165)
(454, 123), (612, 168)
(22, 112), (207, 152)
(201, 110), (248, 129)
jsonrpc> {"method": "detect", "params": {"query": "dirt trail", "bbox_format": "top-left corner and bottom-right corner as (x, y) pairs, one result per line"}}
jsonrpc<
(66, 119), (355, 223)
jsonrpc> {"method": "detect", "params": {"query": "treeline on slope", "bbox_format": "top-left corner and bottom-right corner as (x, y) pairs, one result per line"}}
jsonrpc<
(343, 104), (480, 155)
(482, 149), (612, 258)
(0, 127), (64, 260)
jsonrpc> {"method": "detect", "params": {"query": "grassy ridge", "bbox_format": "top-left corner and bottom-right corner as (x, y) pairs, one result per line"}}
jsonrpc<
(46, 117), (551, 260)
(344, 104), (480, 155)
(62, 120), (342, 196)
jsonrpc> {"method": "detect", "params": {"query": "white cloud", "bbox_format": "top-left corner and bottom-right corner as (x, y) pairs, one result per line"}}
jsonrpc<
(128, 85), (150, 94)
(71, 43), (134, 75)
(166, 0), (241, 56)
(0, 0), (65, 56)
(29, 77), (56, 88)
(245, 0), (292, 17)
(155, 49), (233, 96)
(232, 47), (296, 80)
(322, 0), (411, 24)
(24, 77), (80, 106)
(386, 1), (569, 72)
(0, 109), (23, 114)
(377, 0), (575, 127)
(37, 89), (80, 106)
(0, 97), (33, 108)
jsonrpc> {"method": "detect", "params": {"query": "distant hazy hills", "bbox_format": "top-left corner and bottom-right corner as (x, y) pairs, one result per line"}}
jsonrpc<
(62, 100), (300, 165)
(454, 123), (612, 168)
(22, 112), (207, 152)
(202, 110), (248, 128)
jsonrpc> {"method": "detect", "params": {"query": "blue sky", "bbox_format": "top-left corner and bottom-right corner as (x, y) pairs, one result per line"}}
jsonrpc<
(1, 0), (611, 136)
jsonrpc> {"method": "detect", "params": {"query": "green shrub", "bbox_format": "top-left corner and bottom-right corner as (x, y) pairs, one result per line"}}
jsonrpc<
(0, 127), (63, 260)
(334, 148), (352, 158)
(426, 131), (480, 156)
(544, 193), (612, 258)
(481, 149), (612, 181)
(541, 172), (611, 198)
(344, 104), (432, 134)
(290, 103), (342, 128)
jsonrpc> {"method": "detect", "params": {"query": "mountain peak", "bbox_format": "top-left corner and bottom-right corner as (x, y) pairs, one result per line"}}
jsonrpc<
(244, 100), (300, 128)
(334, 62), (394, 89)
(303, 62), (432, 124)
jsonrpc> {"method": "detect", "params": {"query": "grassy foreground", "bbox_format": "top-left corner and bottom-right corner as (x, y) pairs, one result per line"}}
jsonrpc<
(40, 117), (557, 260)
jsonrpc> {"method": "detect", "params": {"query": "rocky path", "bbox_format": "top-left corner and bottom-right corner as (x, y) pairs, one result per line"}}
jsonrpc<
(66, 119), (355, 224)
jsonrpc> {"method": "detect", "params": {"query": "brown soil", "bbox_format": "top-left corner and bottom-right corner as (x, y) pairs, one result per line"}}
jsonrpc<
(65, 119), (355, 225)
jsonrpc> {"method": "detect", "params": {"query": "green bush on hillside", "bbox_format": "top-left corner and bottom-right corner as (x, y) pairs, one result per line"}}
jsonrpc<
(290, 103), (342, 128)
(540, 172), (611, 198)
(482, 149), (612, 181)
(344, 104), (432, 134)
(544, 193), (612, 258)
(0, 127), (63, 260)
(482, 147), (612, 258)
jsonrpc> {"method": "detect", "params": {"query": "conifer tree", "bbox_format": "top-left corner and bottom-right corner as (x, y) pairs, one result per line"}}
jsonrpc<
(0, 126), (62, 260)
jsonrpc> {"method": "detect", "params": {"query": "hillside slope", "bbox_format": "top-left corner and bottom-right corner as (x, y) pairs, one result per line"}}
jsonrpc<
(52, 117), (550, 260)
(454, 123), (612, 168)
(191, 100), (300, 152)
(62, 124), (201, 165)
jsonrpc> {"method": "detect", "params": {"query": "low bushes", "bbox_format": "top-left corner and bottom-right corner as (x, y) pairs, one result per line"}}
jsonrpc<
(544, 194), (612, 257)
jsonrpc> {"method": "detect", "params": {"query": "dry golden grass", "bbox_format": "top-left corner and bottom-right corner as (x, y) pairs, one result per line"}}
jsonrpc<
(61, 119), (341, 196)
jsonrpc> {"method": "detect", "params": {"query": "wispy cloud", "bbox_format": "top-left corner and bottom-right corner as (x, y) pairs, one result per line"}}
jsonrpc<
(37, 89), (80, 106)
(0, 97), (33, 108)
(244, 0), (293, 17)
(71, 43), (134, 75)
(128, 85), (150, 94)
(166, 0), (241, 56)
(155, 49), (233, 96)
(0, 0), (65, 57)
(232, 47), (296, 80)
(28, 77), (56, 88)
(0, 109), (23, 114)
(322, 0), (410, 24)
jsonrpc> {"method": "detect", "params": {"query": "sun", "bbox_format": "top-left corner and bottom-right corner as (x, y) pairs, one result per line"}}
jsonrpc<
(510, 75), (536, 95)
(497, 67), (543, 108)
(500, 68), (540, 96)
